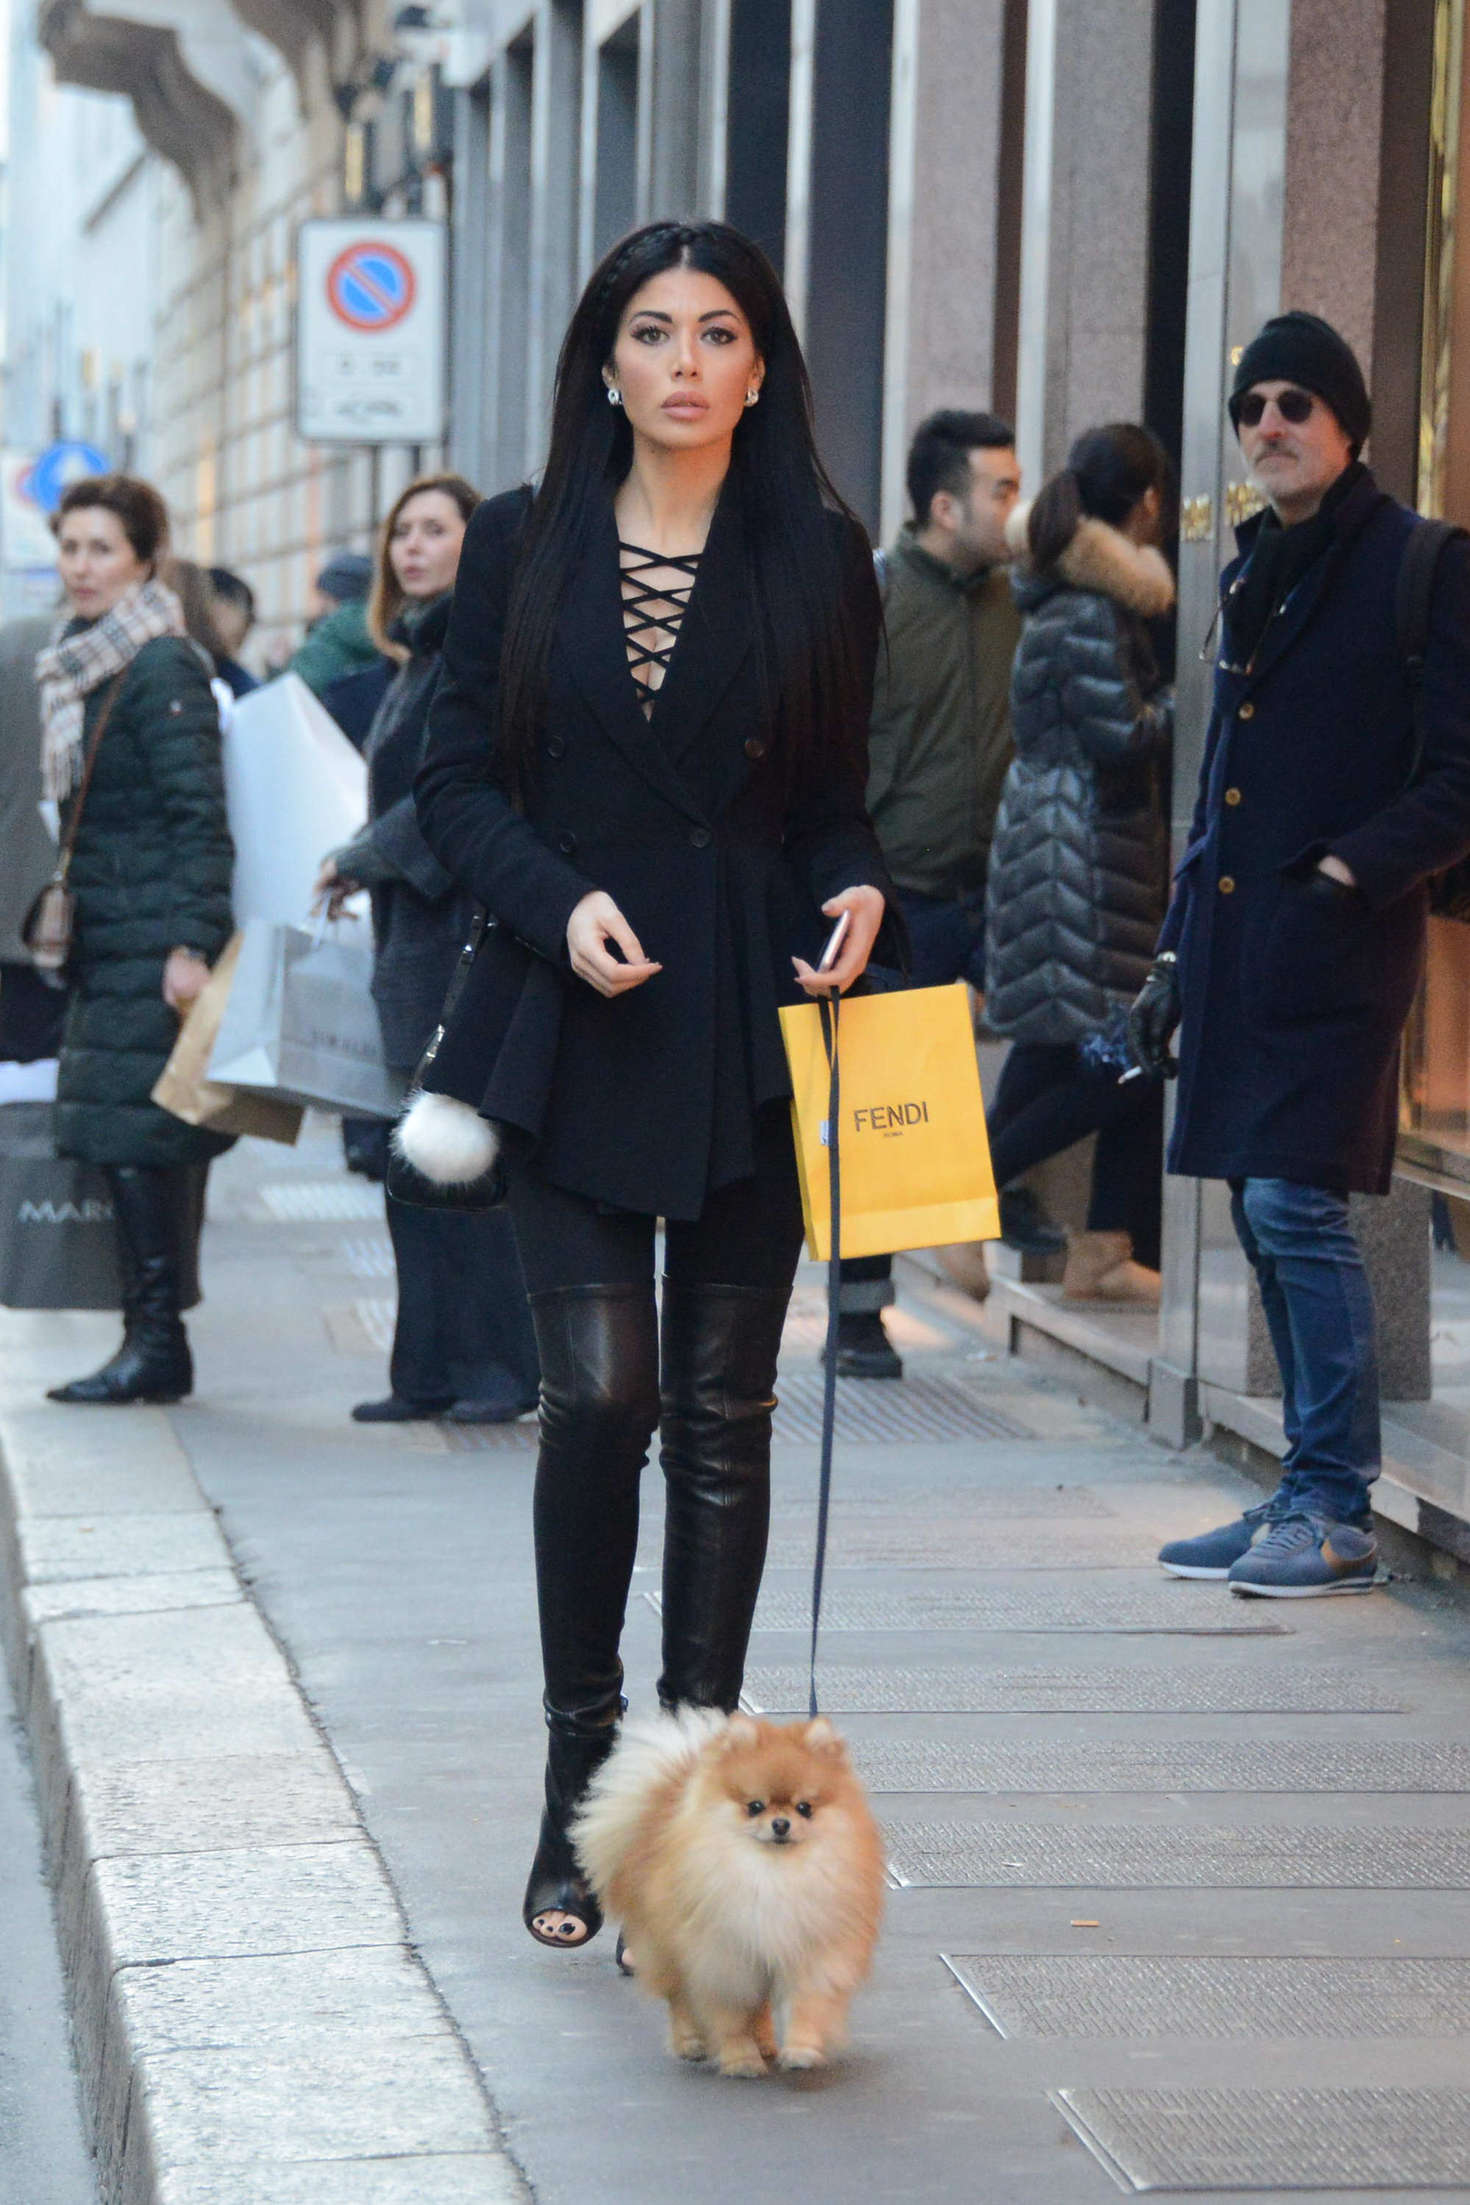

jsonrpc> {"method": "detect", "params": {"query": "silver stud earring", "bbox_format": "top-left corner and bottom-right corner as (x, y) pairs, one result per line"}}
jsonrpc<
(744, 389), (760, 408)
(606, 386), (622, 407)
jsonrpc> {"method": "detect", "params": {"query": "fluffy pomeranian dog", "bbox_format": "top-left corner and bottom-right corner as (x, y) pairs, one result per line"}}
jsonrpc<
(572, 1707), (885, 2077)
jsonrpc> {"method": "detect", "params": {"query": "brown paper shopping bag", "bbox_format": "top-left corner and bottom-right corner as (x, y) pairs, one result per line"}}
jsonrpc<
(152, 933), (304, 1145)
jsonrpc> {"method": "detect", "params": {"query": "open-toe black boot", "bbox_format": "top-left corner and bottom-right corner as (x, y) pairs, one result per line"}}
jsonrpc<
(656, 1280), (790, 1714)
(522, 1284), (658, 1948)
(48, 1167), (194, 1405)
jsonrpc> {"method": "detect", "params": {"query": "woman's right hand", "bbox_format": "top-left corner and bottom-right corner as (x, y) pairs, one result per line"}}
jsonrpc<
(566, 891), (662, 997)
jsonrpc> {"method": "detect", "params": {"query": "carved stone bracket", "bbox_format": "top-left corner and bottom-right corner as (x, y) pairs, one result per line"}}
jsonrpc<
(39, 0), (247, 211)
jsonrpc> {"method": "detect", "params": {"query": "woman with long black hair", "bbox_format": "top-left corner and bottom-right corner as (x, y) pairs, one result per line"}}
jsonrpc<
(414, 219), (894, 1949)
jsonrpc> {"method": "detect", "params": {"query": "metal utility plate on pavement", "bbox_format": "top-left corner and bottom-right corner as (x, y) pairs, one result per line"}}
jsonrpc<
(744, 1582), (1285, 1634)
(1055, 2087), (1470, 2191)
(257, 1180), (386, 1222)
(741, 1664), (1407, 1714)
(769, 1368), (1030, 1442)
(945, 1954), (1470, 2039)
(762, 1519), (1154, 1569)
(854, 1735), (1470, 1793)
(883, 1819), (1470, 1888)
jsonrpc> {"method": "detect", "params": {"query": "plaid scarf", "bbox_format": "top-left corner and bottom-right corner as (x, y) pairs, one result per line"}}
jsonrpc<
(35, 577), (186, 800)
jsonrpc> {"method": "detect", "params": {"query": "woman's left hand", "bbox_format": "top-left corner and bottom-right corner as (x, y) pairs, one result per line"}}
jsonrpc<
(163, 948), (211, 1014)
(792, 884), (887, 997)
(312, 855), (360, 922)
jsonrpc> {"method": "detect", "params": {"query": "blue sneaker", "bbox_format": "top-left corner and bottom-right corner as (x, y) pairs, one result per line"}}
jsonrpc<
(1226, 1510), (1379, 1598)
(1158, 1500), (1284, 1580)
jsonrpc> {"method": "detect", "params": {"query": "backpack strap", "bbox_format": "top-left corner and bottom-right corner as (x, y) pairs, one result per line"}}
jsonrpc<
(1398, 516), (1467, 780)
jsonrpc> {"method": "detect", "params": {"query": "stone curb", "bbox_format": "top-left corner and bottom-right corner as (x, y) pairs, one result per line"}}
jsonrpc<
(0, 1317), (529, 2205)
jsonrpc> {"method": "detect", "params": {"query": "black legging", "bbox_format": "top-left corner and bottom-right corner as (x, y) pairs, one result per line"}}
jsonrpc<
(987, 1040), (1163, 1269)
(505, 1102), (807, 1722)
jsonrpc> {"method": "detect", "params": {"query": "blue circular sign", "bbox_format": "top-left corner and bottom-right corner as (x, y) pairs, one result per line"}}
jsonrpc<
(326, 241), (417, 333)
(28, 440), (111, 513)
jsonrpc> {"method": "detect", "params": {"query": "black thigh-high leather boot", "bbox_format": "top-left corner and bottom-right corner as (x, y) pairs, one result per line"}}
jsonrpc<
(522, 1283), (659, 1947)
(656, 1280), (790, 1714)
(48, 1166), (194, 1405)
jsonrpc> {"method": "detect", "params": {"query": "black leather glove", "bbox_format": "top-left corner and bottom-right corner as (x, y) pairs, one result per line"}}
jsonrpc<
(1127, 951), (1181, 1080)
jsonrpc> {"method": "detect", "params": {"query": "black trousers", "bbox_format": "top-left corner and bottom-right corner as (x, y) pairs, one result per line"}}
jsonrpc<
(986, 1040), (1164, 1268)
(386, 1193), (539, 1406)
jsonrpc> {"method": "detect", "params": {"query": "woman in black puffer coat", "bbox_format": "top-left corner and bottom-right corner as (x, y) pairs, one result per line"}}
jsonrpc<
(41, 475), (233, 1407)
(983, 425), (1174, 1300)
(316, 475), (538, 1426)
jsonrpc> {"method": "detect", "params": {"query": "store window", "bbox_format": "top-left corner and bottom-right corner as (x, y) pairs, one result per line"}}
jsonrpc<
(1399, 0), (1470, 1187)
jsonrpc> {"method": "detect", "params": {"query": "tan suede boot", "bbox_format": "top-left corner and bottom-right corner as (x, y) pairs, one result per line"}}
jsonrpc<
(935, 1241), (990, 1302)
(1061, 1230), (1161, 1306)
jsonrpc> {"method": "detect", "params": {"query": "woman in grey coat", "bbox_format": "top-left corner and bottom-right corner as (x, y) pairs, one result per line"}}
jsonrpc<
(983, 425), (1174, 1301)
(316, 475), (538, 1423)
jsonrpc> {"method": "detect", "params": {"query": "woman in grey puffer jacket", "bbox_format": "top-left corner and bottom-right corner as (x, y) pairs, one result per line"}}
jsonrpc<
(984, 424), (1174, 1301)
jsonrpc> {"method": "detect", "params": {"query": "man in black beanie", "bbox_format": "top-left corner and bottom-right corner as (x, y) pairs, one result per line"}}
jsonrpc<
(1129, 311), (1470, 1595)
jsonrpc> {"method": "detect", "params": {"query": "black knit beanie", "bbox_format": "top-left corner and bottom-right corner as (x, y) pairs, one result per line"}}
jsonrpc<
(1228, 311), (1371, 454)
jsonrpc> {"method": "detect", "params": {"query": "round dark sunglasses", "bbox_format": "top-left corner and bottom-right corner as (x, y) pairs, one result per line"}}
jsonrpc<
(1235, 387), (1316, 427)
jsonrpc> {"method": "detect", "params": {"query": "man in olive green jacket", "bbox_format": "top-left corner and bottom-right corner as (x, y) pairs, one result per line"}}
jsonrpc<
(839, 411), (1025, 1378)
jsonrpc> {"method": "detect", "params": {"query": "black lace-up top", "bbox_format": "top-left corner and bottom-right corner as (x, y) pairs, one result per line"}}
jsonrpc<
(618, 541), (702, 716)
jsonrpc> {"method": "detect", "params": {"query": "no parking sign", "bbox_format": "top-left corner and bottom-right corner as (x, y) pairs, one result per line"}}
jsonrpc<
(296, 219), (446, 445)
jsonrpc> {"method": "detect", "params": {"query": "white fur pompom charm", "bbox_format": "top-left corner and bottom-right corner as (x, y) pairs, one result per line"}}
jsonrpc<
(391, 1091), (500, 1186)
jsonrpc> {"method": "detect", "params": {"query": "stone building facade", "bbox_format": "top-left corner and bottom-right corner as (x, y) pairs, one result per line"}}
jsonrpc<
(13, 0), (1470, 1537)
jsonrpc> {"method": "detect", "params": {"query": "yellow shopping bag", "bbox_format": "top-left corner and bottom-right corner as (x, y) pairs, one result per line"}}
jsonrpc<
(779, 982), (999, 1261)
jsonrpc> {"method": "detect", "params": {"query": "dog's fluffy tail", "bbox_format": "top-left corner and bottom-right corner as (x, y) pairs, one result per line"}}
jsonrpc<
(571, 1705), (728, 1898)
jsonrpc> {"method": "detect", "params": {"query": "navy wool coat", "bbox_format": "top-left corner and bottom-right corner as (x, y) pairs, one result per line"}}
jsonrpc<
(413, 482), (894, 1220)
(1161, 468), (1470, 1195)
(354, 593), (477, 1071)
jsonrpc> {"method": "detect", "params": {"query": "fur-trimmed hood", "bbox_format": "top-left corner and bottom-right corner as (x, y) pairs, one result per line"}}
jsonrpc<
(1006, 500), (1175, 618)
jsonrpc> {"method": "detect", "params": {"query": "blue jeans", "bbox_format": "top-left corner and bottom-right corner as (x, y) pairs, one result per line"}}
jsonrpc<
(1228, 1178), (1380, 1524)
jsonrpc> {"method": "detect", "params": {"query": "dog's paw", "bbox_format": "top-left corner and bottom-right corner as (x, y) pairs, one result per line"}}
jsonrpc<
(716, 2040), (770, 2079)
(776, 2042), (829, 2072)
(669, 2026), (707, 2063)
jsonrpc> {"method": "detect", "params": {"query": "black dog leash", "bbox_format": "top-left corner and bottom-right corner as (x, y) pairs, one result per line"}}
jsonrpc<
(809, 988), (841, 1718)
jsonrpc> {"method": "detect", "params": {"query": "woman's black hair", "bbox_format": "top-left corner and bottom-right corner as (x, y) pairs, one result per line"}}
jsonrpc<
(1027, 423), (1175, 574)
(497, 219), (865, 796)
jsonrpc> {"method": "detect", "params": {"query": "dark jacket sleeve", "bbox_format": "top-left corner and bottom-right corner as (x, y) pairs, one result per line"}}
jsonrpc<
(131, 638), (234, 959)
(782, 514), (897, 910)
(1058, 595), (1173, 765)
(1332, 536), (1470, 908)
(415, 490), (595, 960)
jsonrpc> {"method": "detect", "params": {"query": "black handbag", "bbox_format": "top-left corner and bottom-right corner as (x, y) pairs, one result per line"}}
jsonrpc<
(385, 909), (508, 1213)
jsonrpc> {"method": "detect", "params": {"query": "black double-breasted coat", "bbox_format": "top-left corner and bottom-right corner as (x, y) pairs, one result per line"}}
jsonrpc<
(413, 481), (894, 1220)
(1161, 468), (1470, 1195)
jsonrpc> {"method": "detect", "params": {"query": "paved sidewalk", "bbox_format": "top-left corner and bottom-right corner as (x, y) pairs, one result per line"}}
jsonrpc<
(4, 1119), (1470, 2202)
(0, 1687), (98, 2203)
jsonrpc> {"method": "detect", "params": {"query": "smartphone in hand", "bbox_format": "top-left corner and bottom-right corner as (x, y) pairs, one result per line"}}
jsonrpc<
(817, 911), (851, 972)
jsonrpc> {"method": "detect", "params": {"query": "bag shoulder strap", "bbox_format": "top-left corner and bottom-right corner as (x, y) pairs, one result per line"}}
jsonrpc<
(56, 671), (127, 878)
(1398, 517), (1467, 781)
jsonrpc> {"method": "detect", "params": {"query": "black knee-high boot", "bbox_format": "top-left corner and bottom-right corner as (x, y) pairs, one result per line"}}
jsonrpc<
(522, 1283), (658, 1946)
(656, 1280), (790, 1714)
(48, 1166), (194, 1405)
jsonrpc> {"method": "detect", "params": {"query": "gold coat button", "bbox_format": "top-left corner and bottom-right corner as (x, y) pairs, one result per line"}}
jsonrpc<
(1238, 701), (1255, 720)
(1219, 875), (1236, 894)
(1225, 786), (1242, 806)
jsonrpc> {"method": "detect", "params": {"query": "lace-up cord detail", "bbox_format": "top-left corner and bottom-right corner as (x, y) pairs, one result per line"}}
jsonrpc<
(618, 542), (702, 716)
